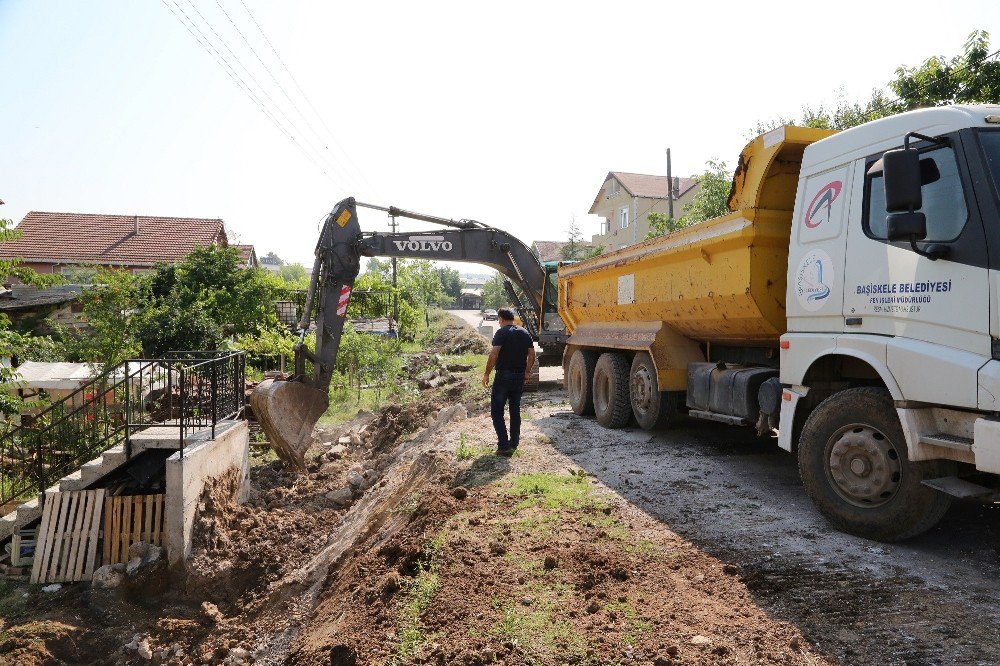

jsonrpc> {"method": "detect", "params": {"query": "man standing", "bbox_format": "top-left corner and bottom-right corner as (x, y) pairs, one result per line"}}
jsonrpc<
(482, 308), (536, 456)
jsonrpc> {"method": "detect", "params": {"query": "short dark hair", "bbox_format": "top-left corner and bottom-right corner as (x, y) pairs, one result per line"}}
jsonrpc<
(497, 308), (515, 322)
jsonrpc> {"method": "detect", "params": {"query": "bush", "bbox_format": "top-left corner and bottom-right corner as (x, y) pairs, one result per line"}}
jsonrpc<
(136, 302), (221, 357)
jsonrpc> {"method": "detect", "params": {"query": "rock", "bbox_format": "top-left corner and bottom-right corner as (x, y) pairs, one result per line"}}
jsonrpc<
(722, 563), (740, 575)
(346, 469), (366, 490)
(201, 601), (224, 625)
(790, 637), (801, 651)
(489, 542), (507, 556)
(689, 635), (712, 646)
(435, 404), (468, 425)
(128, 541), (151, 561)
(451, 486), (469, 500)
(126, 556), (144, 576)
(665, 645), (680, 656)
(41, 583), (62, 593)
(337, 436), (351, 445)
(520, 596), (533, 606)
(543, 555), (557, 570)
(91, 563), (126, 589)
(585, 601), (601, 614)
(137, 638), (153, 660)
(349, 431), (363, 447)
(326, 443), (348, 460)
(230, 647), (250, 660)
(325, 487), (355, 507)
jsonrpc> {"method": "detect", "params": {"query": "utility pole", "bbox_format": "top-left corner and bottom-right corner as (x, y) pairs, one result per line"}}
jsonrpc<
(666, 148), (674, 221)
(389, 214), (399, 329)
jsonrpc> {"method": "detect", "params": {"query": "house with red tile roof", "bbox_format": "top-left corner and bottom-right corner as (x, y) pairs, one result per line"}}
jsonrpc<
(0, 211), (257, 280)
(588, 172), (699, 249)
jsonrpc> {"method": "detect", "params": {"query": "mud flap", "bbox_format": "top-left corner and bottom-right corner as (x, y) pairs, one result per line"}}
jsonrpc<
(250, 379), (329, 471)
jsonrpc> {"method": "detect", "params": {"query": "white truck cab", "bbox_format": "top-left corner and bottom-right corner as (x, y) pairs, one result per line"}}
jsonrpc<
(780, 105), (1000, 539)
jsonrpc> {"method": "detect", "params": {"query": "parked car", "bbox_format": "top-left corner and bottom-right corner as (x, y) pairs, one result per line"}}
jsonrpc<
(483, 309), (498, 321)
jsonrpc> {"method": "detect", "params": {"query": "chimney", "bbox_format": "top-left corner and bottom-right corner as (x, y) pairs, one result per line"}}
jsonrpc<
(134, 215), (140, 236)
(673, 176), (680, 198)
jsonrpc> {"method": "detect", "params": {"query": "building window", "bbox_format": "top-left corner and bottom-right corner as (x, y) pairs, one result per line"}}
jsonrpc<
(619, 207), (629, 229)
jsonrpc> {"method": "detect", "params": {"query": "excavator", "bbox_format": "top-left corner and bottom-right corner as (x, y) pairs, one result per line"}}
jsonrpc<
(250, 197), (567, 469)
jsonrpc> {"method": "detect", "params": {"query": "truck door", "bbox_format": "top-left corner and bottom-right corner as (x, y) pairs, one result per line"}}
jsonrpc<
(842, 133), (990, 408)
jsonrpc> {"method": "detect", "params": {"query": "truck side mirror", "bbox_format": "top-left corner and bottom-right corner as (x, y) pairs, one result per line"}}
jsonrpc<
(882, 147), (922, 212)
(886, 211), (927, 241)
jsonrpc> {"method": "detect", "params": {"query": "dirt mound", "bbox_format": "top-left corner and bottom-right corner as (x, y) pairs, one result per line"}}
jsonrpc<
(427, 316), (490, 356)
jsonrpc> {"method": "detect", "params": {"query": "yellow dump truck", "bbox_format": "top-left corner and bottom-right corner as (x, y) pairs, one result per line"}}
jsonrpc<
(559, 106), (1000, 540)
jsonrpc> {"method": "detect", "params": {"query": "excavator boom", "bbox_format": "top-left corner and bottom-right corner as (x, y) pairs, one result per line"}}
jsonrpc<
(251, 197), (557, 470)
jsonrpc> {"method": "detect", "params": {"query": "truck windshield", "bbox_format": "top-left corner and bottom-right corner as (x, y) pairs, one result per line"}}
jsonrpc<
(982, 131), (1000, 196)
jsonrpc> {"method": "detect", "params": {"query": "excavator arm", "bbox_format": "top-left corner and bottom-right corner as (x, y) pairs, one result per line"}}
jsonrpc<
(251, 197), (552, 470)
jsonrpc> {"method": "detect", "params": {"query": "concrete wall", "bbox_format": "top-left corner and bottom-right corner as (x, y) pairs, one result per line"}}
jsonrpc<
(164, 420), (249, 568)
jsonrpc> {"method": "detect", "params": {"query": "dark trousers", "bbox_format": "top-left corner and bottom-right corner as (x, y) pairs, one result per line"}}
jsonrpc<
(491, 370), (524, 449)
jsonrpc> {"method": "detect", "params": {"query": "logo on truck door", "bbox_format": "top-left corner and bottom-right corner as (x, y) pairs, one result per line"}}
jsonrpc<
(794, 249), (833, 311)
(804, 181), (843, 228)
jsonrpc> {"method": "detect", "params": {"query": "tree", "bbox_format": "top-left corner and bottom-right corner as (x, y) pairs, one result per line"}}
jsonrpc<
(560, 217), (593, 261)
(437, 266), (463, 303)
(646, 213), (683, 240)
(647, 160), (733, 239)
(481, 273), (507, 310)
(277, 262), (309, 289)
(891, 30), (1000, 109)
(750, 31), (999, 136)
(262, 251), (284, 266)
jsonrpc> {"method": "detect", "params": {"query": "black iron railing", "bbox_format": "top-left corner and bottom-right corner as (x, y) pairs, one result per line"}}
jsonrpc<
(0, 350), (246, 506)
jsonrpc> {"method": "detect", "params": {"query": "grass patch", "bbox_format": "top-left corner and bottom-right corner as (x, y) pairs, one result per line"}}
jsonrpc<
(490, 595), (588, 664)
(604, 600), (653, 645)
(393, 536), (445, 664)
(455, 433), (489, 460)
(507, 473), (608, 512)
(514, 513), (560, 540)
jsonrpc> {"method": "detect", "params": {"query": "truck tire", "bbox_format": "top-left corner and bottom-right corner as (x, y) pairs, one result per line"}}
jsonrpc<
(797, 387), (953, 541)
(567, 349), (598, 415)
(629, 352), (677, 430)
(593, 352), (632, 429)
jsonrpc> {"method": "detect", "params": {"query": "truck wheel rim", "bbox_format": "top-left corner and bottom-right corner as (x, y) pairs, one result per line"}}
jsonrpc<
(825, 424), (902, 508)
(631, 365), (654, 417)
(595, 372), (610, 413)
(570, 364), (585, 403)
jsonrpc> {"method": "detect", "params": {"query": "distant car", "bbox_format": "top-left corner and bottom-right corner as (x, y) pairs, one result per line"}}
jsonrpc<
(483, 309), (498, 321)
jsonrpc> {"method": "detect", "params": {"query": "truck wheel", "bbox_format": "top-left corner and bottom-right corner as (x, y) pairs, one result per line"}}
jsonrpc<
(593, 353), (632, 429)
(567, 350), (598, 415)
(798, 387), (953, 541)
(629, 352), (677, 430)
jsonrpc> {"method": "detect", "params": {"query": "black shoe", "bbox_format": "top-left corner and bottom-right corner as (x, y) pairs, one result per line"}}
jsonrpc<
(495, 447), (515, 457)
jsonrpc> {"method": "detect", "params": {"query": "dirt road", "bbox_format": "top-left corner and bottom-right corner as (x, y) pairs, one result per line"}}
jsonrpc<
(451, 309), (1000, 664)
(523, 380), (1000, 665)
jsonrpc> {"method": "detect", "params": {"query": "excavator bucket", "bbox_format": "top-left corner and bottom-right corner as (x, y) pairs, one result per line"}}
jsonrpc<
(250, 379), (329, 471)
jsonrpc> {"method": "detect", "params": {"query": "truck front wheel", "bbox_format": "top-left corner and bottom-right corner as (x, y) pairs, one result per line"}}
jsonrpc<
(593, 353), (632, 429)
(567, 349), (598, 415)
(629, 352), (678, 430)
(798, 387), (953, 541)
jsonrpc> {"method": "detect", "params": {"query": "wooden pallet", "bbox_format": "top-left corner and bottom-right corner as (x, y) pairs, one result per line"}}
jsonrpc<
(30, 489), (105, 584)
(103, 494), (165, 565)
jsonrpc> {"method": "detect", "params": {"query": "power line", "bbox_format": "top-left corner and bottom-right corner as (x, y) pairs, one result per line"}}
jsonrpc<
(177, 0), (355, 189)
(159, 0), (346, 190)
(235, 0), (379, 197)
(210, 0), (364, 193)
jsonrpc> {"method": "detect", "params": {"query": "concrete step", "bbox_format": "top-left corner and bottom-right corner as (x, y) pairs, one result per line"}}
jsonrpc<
(0, 493), (43, 542)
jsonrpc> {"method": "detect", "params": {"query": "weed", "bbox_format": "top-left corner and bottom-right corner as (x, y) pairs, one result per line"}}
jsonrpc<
(456, 432), (482, 460)
(393, 537), (443, 664)
(489, 596), (587, 663)
(507, 473), (608, 512)
(515, 513), (560, 540)
(604, 600), (653, 644)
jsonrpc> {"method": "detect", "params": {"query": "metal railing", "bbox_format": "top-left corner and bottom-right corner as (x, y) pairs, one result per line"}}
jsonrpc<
(0, 350), (246, 506)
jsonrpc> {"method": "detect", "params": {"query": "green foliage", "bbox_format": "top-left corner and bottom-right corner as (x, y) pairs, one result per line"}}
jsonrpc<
(397, 299), (421, 342)
(560, 218), (595, 261)
(437, 266), (462, 302)
(481, 272), (507, 309)
(234, 327), (296, 361)
(751, 31), (999, 136)
(335, 326), (403, 393)
(277, 262), (310, 289)
(891, 30), (1000, 109)
(135, 302), (221, 356)
(646, 160), (733, 239)
(59, 268), (146, 364)
(151, 246), (282, 337)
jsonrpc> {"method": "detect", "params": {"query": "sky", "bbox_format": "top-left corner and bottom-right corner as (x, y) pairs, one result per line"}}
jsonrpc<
(2, 1), (999, 270)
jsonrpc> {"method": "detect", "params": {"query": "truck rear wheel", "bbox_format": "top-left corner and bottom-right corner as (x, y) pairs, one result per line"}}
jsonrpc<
(567, 349), (598, 415)
(629, 352), (677, 430)
(593, 353), (632, 429)
(798, 387), (953, 541)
